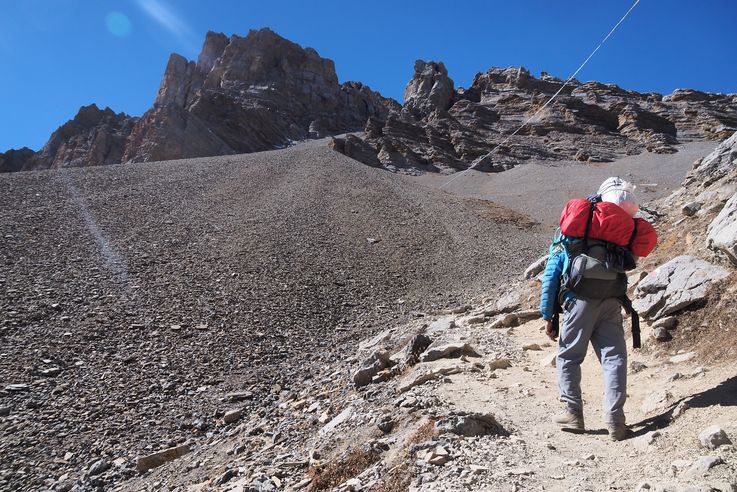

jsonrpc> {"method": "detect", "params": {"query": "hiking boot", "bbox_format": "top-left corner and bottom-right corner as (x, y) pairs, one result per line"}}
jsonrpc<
(608, 422), (628, 441)
(552, 410), (584, 431)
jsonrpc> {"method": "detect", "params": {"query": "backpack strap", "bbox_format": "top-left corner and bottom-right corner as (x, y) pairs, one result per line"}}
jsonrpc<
(627, 219), (639, 251)
(619, 295), (641, 349)
(583, 200), (596, 254)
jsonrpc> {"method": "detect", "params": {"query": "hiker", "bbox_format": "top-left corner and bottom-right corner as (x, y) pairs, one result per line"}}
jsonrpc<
(539, 177), (657, 441)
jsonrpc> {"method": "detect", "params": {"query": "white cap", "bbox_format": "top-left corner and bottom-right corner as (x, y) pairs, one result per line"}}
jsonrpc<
(598, 177), (638, 217)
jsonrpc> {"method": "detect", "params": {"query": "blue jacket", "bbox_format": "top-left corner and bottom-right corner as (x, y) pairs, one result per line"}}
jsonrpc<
(539, 230), (578, 320)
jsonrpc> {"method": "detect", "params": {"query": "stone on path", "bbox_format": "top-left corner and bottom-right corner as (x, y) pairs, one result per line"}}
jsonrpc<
(670, 352), (696, 364)
(641, 390), (672, 414)
(488, 358), (512, 370)
(87, 459), (110, 476)
(435, 412), (504, 437)
(540, 352), (557, 368)
(687, 455), (723, 476)
(652, 316), (678, 330)
(698, 425), (732, 449)
(136, 444), (190, 472)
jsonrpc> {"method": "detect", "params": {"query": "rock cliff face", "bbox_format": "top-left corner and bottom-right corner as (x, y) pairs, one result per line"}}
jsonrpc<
(331, 64), (737, 174)
(122, 28), (400, 163)
(4, 28), (398, 172)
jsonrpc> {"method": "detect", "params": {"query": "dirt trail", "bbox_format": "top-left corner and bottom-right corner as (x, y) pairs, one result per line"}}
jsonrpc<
(428, 317), (737, 490)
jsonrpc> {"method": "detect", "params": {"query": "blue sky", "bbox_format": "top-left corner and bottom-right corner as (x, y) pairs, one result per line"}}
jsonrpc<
(1, 0), (736, 151)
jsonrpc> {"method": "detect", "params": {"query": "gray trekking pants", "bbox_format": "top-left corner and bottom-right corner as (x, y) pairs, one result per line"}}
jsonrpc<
(557, 296), (627, 425)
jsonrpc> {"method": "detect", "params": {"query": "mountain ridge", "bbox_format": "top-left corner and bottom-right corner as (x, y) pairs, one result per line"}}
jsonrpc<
(2, 28), (736, 174)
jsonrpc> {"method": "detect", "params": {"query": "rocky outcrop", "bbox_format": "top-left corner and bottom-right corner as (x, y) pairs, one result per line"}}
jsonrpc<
(404, 61), (454, 118)
(331, 63), (737, 174)
(4, 29), (398, 172)
(707, 192), (737, 263)
(122, 28), (399, 164)
(632, 255), (729, 320)
(14, 104), (137, 171)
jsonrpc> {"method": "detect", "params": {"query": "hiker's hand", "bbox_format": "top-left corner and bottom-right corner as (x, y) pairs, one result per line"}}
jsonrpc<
(544, 320), (557, 341)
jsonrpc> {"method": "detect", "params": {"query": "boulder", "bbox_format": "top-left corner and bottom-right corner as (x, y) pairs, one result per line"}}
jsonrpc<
(633, 255), (729, 320)
(390, 334), (432, 365)
(707, 191), (737, 264)
(698, 425), (732, 449)
(353, 349), (393, 387)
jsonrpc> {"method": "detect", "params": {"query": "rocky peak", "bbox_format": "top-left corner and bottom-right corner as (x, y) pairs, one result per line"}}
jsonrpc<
(196, 31), (229, 73)
(0, 147), (35, 173)
(122, 28), (397, 164)
(154, 53), (201, 108)
(24, 104), (137, 171)
(203, 28), (339, 93)
(404, 60), (454, 118)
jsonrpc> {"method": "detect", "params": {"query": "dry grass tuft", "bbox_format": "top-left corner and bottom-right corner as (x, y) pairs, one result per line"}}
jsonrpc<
(309, 447), (380, 490)
(406, 418), (437, 446)
(370, 463), (412, 492)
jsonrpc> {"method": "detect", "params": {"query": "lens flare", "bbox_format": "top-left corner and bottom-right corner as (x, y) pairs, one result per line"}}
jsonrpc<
(105, 11), (132, 37)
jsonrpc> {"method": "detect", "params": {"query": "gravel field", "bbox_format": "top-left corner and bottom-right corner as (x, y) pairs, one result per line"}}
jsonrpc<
(0, 144), (542, 490)
(413, 140), (718, 226)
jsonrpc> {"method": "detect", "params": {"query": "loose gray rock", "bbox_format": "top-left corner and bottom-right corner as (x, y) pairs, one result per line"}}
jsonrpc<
(320, 407), (353, 435)
(516, 310), (542, 323)
(652, 327), (672, 342)
(652, 316), (678, 330)
(223, 409), (242, 424)
(425, 317), (456, 337)
(87, 459), (110, 476)
(136, 444), (190, 472)
(213, 468), (237, 485)
(391, 334), (432, 365)
(419, 342), (480, 363)
(687, 455), (723, 475)
(633, 255), (729, 320)
(398, 364), (463, 392)
(353, 349), (393, 387)
(524, 255), (548, 279)
(698, 425), (732, 449)
(682, 201), (702, 216)
(641, 390), (672, 414)
(435, 412), (506, 437)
